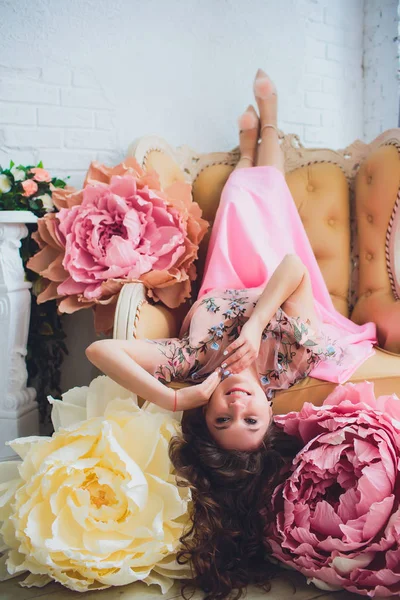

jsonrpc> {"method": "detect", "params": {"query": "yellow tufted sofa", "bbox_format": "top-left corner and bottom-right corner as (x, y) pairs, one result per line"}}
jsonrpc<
(112, 130), (400, 414)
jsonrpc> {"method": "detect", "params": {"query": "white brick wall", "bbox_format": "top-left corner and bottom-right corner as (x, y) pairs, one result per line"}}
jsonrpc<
(0, 64), (119, 188)
(0, 0), (370, 197)
(363, 0), (399, 141)
(274, 0), (365, 149)
(0, 0), (397, 392)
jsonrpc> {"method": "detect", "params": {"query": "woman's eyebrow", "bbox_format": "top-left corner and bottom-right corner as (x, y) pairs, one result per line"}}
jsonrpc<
(213, 425), (261, 432)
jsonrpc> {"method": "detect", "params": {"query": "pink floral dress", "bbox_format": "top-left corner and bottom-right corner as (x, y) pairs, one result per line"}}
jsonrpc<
(146, 287), (341, 402)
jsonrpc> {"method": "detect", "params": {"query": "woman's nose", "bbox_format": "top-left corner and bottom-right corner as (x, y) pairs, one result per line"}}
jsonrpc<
(229, 399), (246, 413)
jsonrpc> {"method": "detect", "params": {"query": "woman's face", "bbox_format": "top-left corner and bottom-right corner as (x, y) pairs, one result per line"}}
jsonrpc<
(204, 367), (273, 451)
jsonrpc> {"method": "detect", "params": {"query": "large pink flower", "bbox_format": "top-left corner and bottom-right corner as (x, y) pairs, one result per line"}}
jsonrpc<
(27, 158), (208, 333)
(266, 381), (400, 598)
(57, 174), (189, 299)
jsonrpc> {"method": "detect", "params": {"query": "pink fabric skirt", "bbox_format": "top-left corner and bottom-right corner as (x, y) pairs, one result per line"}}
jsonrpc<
(197, 166), (377, 384)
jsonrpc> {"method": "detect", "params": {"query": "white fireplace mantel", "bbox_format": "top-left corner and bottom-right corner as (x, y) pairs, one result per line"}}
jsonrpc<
(0, 211), (39, 461)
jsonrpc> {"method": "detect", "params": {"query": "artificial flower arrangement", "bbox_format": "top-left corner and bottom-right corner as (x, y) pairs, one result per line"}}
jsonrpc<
(27, 158), (209, 334)
(266, 381), (400, 598)
(0, 160), (66, 214)
(0, 376), (191, 592)
(0, 376), (399, 596)
(0, 160), (70, 423)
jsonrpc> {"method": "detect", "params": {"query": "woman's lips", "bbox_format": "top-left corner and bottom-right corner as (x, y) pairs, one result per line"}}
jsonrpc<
(226, 387), (250, 396)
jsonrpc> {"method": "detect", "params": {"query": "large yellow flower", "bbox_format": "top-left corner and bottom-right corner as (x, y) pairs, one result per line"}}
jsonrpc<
(0, 377), (191, 592)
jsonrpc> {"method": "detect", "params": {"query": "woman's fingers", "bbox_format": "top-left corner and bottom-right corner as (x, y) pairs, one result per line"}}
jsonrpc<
(227, 346), (259, 374)
(201, 369), (222, 398)
(223, 337), (244, 359)
(222, 344), (248, 368)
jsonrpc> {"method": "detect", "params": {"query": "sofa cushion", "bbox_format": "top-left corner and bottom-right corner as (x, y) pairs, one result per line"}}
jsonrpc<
(192, 164), (234, 296)
(286, 163), (350, 317)
(272, 347), (400, 414)
(192, 162), (351, 316)
(351, 144), (400, 353)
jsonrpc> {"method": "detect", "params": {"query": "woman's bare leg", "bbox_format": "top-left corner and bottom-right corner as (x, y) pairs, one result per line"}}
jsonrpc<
(234, 104), (260, 170)
(253, 69), (284, 173)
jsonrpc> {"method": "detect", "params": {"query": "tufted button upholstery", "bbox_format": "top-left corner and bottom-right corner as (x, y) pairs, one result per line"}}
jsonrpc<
(351, 144), (400, 353)
(192, 162), (352, 318)
(192, 163), (235, 298)
(286, 163), (351, 317)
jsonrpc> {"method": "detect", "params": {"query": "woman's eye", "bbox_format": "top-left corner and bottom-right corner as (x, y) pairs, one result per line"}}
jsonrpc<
(216, 417), (230, 423)
(245, 418), (257, 425)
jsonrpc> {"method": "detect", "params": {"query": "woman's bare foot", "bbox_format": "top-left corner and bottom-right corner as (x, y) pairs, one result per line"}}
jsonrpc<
(253, 69), (283, 171)
(253, 68), (278, 130)
(235, 104), (260, 170)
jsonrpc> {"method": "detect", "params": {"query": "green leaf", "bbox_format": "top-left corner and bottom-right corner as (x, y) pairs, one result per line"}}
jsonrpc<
(37, 160), (43, 168)
(52, 178), (67, 188)
(293, 324), (302, 342)
(9, 160), (14, 169)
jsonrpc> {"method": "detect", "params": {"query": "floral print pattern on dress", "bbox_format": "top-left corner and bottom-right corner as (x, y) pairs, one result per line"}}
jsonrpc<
(257, 307), (339, 399)
(147, 287), (344, 399)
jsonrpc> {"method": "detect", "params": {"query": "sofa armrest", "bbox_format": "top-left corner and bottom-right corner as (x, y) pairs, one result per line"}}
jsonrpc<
(113, 283), (181, 340)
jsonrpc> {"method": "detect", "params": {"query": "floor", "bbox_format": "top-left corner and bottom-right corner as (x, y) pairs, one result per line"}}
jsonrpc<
(0, 570), (367, 600)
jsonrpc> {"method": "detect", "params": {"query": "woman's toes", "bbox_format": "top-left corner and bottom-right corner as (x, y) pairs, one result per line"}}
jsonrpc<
(254, 76), (276, 99)
(238, 106), (259, 131)
(253, 68), (276, 98)
(253, 69), (278, 126)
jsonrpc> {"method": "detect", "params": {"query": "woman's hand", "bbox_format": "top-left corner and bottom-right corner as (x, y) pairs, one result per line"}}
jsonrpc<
(221, 318), (263, 375)
(176, 369), (223, 410)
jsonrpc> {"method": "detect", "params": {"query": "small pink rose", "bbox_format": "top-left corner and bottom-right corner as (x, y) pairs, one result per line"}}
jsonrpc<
(30, 167), (52, 183)
(21, 179), (38, 197)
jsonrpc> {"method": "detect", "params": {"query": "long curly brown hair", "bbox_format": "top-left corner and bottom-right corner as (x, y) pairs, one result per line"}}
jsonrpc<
(169, 407), (300, 600)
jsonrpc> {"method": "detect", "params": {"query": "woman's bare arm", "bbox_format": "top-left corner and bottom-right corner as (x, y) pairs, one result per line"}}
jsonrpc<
(86, 339), (175, 410)
(85, 338), (222, 411)
(221, 254), (316, 374)
(249, 253), (307, 331)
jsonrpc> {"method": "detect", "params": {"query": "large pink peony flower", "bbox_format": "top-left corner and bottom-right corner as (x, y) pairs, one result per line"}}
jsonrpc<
(27, 158), (208, 333)
(266, 381), (400, 598)
(57, 174), (190, 299)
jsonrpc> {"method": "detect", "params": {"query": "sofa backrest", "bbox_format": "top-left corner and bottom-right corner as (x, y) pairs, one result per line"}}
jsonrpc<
(127, 129), (400, 350)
